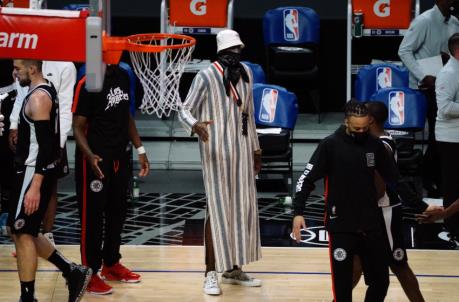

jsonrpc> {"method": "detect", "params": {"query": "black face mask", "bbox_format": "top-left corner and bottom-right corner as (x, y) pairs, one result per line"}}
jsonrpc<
(218, 51), (241, 67)
(350, 131), (369, 143)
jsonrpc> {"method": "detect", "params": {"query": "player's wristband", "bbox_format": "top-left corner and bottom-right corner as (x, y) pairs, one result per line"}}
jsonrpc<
(137, 146), (146, 155)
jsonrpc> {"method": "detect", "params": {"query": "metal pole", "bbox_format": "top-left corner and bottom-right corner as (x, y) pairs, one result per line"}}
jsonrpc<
(89, 0), (99, 17)
(346, 0), (352, 102)
(227, 0), (234, 29)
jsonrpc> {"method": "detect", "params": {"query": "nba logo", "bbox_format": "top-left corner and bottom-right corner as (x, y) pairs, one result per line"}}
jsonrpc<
(284, 9), (299, 41)
(388, 91), (405, 125)
(259, 88), (279, 123)
(376, 67), (392, 90)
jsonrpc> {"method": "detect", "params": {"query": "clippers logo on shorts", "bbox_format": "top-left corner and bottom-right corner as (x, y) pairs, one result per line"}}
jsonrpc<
(14, 219), (25, 230)
(376, 67), (392, 90)
(105, 87), (129, 111)
(393, 248), (405, 261)
(388, 91), (405, 126)
(366, 153), (375, 167)
(333, 248), (347, 261)
(90, 180), (103, 193)
(283, 9), (300, 41)
(259, 88), (278, 123)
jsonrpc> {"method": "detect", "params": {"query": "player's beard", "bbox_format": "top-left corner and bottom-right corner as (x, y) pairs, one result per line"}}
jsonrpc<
(19, 77), (31, 87)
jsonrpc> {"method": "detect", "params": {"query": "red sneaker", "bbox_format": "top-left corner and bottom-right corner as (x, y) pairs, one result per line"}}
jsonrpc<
(87, 274), (113, 295)
(101, 262), (141, 283)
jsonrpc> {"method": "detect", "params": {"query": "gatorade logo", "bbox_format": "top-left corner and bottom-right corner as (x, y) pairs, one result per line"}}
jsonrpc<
(190, 0), (207, 16)
(373, 0), (390, 18)
(0, 32), (38, 49)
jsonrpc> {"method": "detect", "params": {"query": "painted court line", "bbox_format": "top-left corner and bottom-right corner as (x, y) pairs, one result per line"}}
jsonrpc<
(1, 269), (459, 279)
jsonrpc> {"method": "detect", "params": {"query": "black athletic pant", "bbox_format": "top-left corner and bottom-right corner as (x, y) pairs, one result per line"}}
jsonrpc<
(438, 142), (459, 239)
(329, 231), (389, 302)
(421, 88), (442, 195)
(75, 150), (129, 274)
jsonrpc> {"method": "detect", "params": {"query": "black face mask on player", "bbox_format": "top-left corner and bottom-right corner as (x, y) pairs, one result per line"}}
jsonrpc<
(217, 50), (249, 105)
(350, 131), (369, 144)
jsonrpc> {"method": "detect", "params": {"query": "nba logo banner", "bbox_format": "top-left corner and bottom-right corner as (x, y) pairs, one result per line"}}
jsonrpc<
(376, 67), (392, 90)
(259, 88), (279, 123)
(283, 9), (300, 41)
(389, 91), (405, 125)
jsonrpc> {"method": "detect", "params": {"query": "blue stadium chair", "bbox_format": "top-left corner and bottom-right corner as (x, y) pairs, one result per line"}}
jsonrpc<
(355, 63), (409, 101)
(263, 7), (320, 121)
(242, 61), (266, 84)
(63, 4), (89, 11)
(370, 87), (427, 177)
(77, 62), (138, 116)
(253, 83), (298, 195)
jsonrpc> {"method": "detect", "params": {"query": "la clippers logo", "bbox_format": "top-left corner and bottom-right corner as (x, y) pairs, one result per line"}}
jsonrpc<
(389, 91), (405, 126)
(190, 0), (207, 16)
(105, 87), (129, 111)
(283, 9), (299, 41)
(373, 0), (391, 18)
(376, 67), (392, 90)
(259, 88), (278, 123)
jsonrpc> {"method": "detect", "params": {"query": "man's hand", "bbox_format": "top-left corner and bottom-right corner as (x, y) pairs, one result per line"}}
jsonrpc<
(254, 153), (262, 175)
(24, 186), (40, 216)
(416, 205), (445, 223)
(292, 215), (307, 243)
(9, 129), (18, 152)
(89, 154), (104, 179)
(192, 120), (213, 142)
(138, 153), (150, 177)
(419, 75), (436, 90)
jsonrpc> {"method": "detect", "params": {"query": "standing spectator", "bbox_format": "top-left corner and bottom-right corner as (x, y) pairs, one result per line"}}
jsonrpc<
(73, 64), (150, 295)
(9, 61), (76, 245)
(0, 60), (16, 224)
(8, 59), (91, 302)
(433, 33), (459, 241)
(398, 0), (459, 197)
(179, 29), (262, 296)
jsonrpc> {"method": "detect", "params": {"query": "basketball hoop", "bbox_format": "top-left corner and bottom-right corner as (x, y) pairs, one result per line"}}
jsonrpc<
(122, 33), (196, 117)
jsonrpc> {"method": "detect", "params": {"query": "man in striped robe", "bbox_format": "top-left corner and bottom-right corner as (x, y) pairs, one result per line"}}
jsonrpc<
(179, 29), (262, 296)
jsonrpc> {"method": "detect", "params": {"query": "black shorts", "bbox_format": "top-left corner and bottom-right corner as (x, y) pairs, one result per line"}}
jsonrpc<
(7, 166), (56, 237)
(381, 204), (408, 265)
(56, 145), (69, 179)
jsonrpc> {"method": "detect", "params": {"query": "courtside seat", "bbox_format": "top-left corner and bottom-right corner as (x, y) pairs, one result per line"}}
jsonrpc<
(242, 61), (266, 84)
(253, 83), (298, 195)
(263, 7), (320, 121)
(370, 87), (426, 176)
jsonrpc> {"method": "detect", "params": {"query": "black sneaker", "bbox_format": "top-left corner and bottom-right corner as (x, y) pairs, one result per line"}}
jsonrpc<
(66, 263), (92, 302)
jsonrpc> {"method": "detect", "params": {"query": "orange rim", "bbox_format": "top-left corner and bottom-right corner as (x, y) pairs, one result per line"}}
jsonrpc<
(125, 33), (196, 53)
(103, 33), (195, 64)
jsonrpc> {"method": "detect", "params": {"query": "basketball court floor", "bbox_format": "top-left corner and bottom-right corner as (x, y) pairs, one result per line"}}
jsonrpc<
(1, 113), (459, 301)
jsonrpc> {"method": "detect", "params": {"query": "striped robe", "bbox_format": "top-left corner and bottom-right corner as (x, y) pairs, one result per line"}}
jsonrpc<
(179, 62), (261, 272)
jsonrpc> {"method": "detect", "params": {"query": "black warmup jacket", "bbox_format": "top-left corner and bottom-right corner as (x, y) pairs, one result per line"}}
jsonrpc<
(293, 126), (426, 233)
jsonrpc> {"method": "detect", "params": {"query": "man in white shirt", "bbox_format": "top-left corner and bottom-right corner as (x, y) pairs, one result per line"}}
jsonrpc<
(398, 0), (459, 197)
(434, 33), (459, 241)
(9, 61), (76, 244)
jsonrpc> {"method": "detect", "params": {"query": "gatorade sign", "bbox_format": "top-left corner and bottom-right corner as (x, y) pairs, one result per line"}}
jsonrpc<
(352, 0), (412, 29)
(169, 0), (228, 27)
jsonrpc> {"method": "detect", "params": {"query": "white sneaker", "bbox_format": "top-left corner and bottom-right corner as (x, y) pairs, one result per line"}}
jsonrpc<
(203, 271), (221, 295)
(222, 269), (262, 287)
(44, 232), (56, 247)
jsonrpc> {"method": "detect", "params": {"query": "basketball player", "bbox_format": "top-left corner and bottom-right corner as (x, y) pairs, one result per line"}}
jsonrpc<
(73, 64), (150, 295)
(9, 61), (76, 246)
(179, 29), (262, 296)
(293, 101), (400, 302)
(352, 101), (439, 302)
(8, 59), (91, 302)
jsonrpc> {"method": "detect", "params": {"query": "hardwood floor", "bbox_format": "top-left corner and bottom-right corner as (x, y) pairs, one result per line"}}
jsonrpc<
(1, 245), (458, 301)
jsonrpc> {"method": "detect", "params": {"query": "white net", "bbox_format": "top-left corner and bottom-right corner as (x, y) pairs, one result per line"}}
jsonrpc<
(128, 34), (195, 117)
